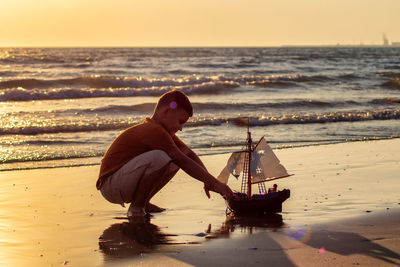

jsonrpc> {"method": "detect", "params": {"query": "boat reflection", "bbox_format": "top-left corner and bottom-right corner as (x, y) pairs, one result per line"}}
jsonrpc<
(205, 213), (284, 239)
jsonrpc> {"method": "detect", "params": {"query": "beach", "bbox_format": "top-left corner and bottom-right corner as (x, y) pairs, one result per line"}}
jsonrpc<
(1, 3), (400, 266)
(1, 139), (399, 266)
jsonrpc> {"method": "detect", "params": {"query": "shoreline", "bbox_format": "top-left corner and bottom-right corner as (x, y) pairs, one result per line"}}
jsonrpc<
(1, 136), (398, 172)
(1, 139), (399, 266)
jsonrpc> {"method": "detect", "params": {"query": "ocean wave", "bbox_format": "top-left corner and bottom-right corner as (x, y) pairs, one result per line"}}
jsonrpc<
(0, 161), (100, 172)
(167, 69), (193, 75)
(3, 99), (363, 117)
(245, 80), (297, 88)
(337, 74), (361, 81)
(72, 100), (342, 114)
(0, 119), (137, 135)
(379, 72), (400, 79)
(370, 98), (400, 105)
(188, 109), (400, 128)
(0, 81), (239, 101)
(0, 74), (308, 90)
(244, 75), (334, 87)
(85, 103), (155, 113)
(0, 73), (340, 101)
(379, 72), (400, 89)
(382, 78), (400, 90)
(0, 71), (20, 77)
(3, 109), (398, 136)
(22, 140), (101, 146)
(0, 151), (104, 164)
(0, 76), (164, 89)
(244, 109), (400, 126)
(193, 100), (360, 110)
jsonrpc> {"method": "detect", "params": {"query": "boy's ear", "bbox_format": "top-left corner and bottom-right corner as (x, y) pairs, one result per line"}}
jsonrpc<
(158, 105), (170, 115)
(163, 106), (173, 115)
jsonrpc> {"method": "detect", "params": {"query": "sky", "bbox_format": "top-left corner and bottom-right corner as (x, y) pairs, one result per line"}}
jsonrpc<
(1, 0), (400, 47)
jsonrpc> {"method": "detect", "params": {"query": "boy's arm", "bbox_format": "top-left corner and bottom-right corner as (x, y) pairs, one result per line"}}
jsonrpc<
(169, 147), (233, 199)
(185, 147), (214, 198)
(178, 142), (213, 198)
(179, 142), (206, 168)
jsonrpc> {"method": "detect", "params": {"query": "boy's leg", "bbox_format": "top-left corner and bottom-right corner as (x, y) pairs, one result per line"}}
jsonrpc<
(145, 163), (179, 212)
(142, 148), (188, 212)
(101, 150), (177, 217)
(129, 162), (178, 215)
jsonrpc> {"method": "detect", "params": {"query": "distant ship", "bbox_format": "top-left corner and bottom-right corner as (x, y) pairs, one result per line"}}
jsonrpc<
(383, 33), (400, 46)
(383, 33), (389, 46)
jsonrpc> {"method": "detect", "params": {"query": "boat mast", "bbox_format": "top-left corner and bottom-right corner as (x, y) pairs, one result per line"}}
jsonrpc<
(246, 118), (252, 198)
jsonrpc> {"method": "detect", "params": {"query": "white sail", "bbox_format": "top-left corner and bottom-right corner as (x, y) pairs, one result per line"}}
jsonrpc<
(250, 137), (290, 183)
(217, 136), (290, 184)
(217, 151), (245, 184)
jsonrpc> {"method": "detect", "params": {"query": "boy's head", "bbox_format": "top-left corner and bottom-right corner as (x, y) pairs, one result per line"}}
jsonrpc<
(154, 90), (193, 117)
(153, 90), (193, 135)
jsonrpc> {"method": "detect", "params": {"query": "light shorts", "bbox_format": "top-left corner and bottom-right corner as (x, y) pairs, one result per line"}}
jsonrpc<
(100, 150), (177, 207)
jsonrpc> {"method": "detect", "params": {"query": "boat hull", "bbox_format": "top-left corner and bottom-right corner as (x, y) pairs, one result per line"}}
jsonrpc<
(226, 189), (290, 215)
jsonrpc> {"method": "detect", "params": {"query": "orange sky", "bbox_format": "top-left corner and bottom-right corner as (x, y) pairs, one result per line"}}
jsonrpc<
(1, 0), (399, 47)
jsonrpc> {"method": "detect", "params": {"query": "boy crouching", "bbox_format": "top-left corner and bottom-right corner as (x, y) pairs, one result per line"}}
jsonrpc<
(96, 90), (233, 218)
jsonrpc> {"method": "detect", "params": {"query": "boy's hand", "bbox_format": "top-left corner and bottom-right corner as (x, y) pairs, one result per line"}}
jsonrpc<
(203, 183), (211, 198)
(217, 182), (234, 199)
(205, 181), (233, 199)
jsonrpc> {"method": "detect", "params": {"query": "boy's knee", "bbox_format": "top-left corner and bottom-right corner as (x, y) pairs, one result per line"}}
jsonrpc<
(145, 150), (172, 173)
(149, 150), (171, 164)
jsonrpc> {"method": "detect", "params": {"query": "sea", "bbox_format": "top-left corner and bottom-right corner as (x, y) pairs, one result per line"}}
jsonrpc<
(1, 47), (399, 171)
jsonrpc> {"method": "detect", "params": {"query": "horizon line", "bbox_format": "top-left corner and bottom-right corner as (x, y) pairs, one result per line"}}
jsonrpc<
(0, 44), (397, 49)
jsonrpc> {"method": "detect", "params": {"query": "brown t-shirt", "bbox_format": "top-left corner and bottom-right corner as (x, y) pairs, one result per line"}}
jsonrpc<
(96, 117), (185, 189)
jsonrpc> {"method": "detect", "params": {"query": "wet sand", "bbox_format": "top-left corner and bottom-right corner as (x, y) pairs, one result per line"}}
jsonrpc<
(1, 139), (399, 266)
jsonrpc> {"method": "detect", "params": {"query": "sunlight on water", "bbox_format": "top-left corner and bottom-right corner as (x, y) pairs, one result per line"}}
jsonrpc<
(0, 47), (399, 171)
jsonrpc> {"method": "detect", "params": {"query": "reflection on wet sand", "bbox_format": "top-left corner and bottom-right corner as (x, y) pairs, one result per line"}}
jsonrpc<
(206, 213), (284, 239)
(99, 218), (176, 259)
(99, 213), (285, 259)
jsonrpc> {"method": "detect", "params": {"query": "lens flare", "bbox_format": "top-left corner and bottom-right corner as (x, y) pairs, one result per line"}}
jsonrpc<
(285, 222), (312, 244)
(170, 101), (177, 109)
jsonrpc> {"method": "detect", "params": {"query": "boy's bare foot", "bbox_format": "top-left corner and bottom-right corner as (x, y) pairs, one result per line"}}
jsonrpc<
(127, 206), (146, 218)
(128, 214), (150, 223)
(145, 203), (166, 213)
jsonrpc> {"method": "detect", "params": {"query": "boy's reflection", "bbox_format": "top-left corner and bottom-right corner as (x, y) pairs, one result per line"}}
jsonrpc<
(99, 218), (174, 258)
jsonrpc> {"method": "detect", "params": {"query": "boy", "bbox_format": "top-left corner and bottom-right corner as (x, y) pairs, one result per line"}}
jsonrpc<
(96, 90), (233, 218)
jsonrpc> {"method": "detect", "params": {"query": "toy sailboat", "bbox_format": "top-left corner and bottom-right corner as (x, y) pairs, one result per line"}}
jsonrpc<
(218, 122), (292, 215)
